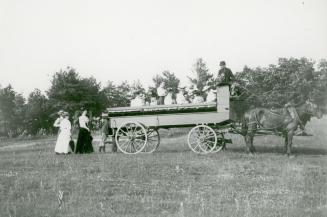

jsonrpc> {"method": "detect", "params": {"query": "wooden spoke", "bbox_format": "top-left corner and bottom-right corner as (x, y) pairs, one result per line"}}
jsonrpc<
(142, 128), (160, 153)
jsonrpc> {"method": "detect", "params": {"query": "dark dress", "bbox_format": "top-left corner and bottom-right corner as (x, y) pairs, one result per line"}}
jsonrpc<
(75, 116), (94, 154)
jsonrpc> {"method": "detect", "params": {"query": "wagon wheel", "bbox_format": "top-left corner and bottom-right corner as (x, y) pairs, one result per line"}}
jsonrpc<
(187, 125), (217, 154)
(115, 122), (147, 154)
(210, 131), (226, 153)
(142, 128), (160, 153)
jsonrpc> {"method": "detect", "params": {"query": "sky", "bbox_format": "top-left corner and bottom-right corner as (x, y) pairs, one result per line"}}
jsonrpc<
(0, 0), (326, 97)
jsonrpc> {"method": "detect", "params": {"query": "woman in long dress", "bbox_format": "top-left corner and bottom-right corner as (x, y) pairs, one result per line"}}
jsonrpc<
(75, 109), (94, 153)
(54, 112), (72, 154)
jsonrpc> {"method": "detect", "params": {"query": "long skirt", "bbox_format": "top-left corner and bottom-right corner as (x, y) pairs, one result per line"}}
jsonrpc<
(54, 129), (71, 154)
(75, 128), (94, 153)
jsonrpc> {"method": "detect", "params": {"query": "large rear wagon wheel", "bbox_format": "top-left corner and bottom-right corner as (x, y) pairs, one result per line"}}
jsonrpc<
(115, 122), (147, 154)
(142, 128), (160, 153)
(187, 125), (217, 154)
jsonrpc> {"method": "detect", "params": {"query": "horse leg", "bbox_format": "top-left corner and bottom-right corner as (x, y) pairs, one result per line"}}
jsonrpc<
(244, 134), (251, 154)
(287, 130), (294, 157)
(249, 133), (256, 153)
(283, 132), (288, 154)
(244, 132), (255, 154)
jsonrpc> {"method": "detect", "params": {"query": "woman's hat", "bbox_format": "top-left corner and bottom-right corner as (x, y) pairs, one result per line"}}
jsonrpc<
(62, 111), (69, 116)
(57, 110), (64, 115)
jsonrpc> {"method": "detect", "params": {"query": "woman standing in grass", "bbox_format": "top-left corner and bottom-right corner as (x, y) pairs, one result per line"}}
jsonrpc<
(75, 109), (94, 153)
(54, 112), (72, 154)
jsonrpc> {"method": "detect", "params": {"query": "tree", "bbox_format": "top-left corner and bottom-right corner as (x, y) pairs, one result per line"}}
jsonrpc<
(162, 71), (180, 98)
(102, 81), (131, 107)
(152, 74), (164, 88)
(311, 59), (327, 111)
(25, 89), (51, 134)
(47, 67), (106, 117)
(236, 57), (326, 109)
(188, 58), (213, 97)
(0, 85), (27, 136)
(130, 80), (146, 97)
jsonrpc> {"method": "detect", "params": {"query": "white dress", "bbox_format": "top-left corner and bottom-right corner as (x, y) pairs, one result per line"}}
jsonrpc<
(176, 92), (189, 104)
(130, 96), (145, 107)
(206, 90), (217, 102)
(54, 118), (72, 154)
(193, 96), (204, 103)
(164, 93), (174, 105)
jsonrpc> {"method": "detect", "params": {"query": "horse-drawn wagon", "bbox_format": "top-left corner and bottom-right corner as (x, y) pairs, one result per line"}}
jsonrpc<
(106, 85), (239, 154)
(105, 83), (322, 156)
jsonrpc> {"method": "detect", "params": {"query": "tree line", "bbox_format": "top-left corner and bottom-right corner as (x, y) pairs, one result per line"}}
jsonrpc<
(0, 57), (326, 137)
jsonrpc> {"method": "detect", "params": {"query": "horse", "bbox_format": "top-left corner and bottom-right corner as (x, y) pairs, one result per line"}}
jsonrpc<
(242, 101), (323, 156)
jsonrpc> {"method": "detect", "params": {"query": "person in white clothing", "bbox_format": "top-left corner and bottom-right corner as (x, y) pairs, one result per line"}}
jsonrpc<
(192, 88), (204, 103)
(53, 110), (64, 133)
(176, 88), (189, 104)
(204, 86), (217, 102)
(164, 92), (175, 105)
(54, 112), (72, 154)
(157, 82), (166, 105)
(130, 93), (145, 107)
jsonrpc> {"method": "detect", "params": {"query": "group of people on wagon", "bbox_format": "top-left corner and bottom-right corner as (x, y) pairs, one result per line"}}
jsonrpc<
(129, 61), (235, 107)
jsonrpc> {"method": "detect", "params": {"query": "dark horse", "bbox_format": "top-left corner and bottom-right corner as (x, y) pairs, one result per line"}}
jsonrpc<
(242, 101), (323, 156)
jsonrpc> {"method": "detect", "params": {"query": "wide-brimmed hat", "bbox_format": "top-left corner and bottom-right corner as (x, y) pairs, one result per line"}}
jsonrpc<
(57, 110), (64, 115)
(62, 111), (69, 116)
(219, 61), (226, 66)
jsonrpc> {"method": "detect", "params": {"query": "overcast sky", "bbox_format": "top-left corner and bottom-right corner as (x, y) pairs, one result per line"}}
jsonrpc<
(0, 0), (326, 97)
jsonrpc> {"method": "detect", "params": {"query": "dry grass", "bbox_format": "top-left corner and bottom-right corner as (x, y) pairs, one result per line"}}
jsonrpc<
(0, 118), (326, 217)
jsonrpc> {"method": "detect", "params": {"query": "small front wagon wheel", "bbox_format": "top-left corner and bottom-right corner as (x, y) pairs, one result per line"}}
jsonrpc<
(115, 122), (147, 154)
(187, 125), (217, 154)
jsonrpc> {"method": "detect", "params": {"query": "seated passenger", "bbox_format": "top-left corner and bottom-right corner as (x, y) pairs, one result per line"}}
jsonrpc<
(176, 88), (189, 104)
(150, 97), (158, 106)
(164, 91), (176, 105)
(130, 93), (145, 107)
(192, 88), (204, 103)
(204, 86), (217, 103)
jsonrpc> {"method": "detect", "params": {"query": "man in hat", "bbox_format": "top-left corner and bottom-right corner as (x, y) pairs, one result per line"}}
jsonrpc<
(157, 82), (167, 105)
(217, 61), (235, 85)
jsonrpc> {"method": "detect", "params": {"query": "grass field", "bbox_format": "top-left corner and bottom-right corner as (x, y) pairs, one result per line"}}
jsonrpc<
(0, 118), (326, 217)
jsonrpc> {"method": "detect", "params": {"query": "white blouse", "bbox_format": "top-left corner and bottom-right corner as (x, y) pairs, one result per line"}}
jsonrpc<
(60, 118), (71, 132)
(157, 86), (166, 97)
(53, 117), (63, 127)
(176, 92), (188, 104)
(79, 115), (89, 130)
